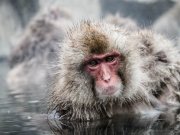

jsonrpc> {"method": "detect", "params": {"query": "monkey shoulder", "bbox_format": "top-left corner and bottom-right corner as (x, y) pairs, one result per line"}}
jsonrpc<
(135, 29), (180, 105)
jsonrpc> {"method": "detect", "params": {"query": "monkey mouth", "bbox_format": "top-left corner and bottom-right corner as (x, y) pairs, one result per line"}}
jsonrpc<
(101, 86), (122, 97)
(102, 86), (117, 95)
(96, 83), (123, 99)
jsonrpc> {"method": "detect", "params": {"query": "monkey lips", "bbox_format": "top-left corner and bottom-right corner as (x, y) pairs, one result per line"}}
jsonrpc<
(97, 85), (122, 97)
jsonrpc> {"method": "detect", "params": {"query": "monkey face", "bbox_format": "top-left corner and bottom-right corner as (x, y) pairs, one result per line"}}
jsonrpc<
(58, 21), (145, 102)
(84, 51), (124, 99)
(49, 21), (155, 121)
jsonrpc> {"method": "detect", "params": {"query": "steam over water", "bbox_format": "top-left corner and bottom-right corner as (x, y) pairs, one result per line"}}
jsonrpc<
(0, 0), (180, 134)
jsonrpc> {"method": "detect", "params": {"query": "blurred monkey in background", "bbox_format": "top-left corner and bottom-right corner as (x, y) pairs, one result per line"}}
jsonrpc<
(7, 6), (72, 94)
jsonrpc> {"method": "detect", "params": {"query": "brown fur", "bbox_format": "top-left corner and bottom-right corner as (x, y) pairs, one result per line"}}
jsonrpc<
(83, 28), (108, 54)
(49, 21), (180, 121)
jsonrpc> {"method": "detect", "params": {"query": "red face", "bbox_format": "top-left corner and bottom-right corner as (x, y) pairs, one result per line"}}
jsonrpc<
(84, 51), (123, 99)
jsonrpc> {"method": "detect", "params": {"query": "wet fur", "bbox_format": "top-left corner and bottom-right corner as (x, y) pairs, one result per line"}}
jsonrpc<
(49, 21), (180, 121)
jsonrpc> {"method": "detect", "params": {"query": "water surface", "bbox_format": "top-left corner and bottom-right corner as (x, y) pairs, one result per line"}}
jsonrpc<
(0, 60), (180, 135)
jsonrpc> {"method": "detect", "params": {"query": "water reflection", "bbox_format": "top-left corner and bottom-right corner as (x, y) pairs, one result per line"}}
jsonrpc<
(48, 111), (180, 135)
(0, 60), (50, 135)
(0, 60), (180, 134)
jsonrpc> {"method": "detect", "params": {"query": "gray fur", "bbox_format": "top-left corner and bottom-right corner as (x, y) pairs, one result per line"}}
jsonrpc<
(49, 21), (180, 121)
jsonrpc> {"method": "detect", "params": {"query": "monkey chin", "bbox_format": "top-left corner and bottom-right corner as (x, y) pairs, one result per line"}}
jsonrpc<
(95, 83), (123, 100)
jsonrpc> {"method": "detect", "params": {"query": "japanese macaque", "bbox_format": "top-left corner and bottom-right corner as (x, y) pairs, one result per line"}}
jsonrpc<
(7, 6), (72, 93)
(49, 20), (180, 121)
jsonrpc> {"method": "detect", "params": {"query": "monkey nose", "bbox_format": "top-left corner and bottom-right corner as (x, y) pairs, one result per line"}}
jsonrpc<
(100, 64), (111, 82)
(102, 73), (111, 82)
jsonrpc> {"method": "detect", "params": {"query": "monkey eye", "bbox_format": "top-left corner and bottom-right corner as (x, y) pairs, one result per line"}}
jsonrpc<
(105, 56), (115, 62)
(87, 60), (99, 67)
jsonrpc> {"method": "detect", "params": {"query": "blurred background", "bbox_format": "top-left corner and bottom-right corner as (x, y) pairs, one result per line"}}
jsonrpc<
(0, 0), (180, 58)
(0, 0), (180, 135)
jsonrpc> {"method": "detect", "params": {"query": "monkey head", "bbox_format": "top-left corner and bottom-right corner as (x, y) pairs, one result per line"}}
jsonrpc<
(49, 21), (150, 121)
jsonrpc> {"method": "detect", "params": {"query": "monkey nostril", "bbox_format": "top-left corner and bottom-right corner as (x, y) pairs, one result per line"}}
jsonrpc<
(104, 79), (110, 83)
(102, 74), (111, 82)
